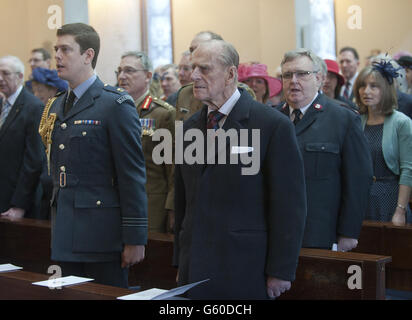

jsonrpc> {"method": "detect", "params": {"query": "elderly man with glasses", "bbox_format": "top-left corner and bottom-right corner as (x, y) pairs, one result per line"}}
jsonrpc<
(118, 51), (176, 234)
(277, 49), (373, 252)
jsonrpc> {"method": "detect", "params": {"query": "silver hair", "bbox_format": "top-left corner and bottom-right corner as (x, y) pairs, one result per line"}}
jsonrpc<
(372, 54), (409, 94)
(198, 40), (239, 83)
(121, 51), (153, 73)
(315, 56), (328, 77)
(160, 63), (179, 77)
(0, 55), (25, 79)
(281, 48), (320, 72)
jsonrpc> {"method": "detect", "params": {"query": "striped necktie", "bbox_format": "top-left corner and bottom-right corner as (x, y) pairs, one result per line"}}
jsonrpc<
(343, 82), (351, 99)
(0, 100), (12, 128)
(207, 110), (225, 130)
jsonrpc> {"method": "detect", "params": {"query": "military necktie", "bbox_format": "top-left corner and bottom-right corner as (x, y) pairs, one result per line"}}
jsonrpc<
(292, 109), (302, 126)
(64, 90), (76, 115)
(207, 110), (225, 130)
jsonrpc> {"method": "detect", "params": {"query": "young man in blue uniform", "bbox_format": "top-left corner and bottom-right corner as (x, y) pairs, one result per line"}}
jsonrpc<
(40, 23), (147, 287)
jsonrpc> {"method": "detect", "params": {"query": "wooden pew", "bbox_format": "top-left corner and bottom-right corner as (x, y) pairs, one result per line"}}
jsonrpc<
(0, 270), (134, 300)
(280, 248), (390, 300)
(355, 220), (412, 291)
(0, 217), (391, 299)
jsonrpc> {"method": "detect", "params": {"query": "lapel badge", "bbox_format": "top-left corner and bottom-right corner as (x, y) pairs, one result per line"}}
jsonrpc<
(314, 104), (323, 110)
(140, 118), (156, 136)
(179, 107), (189, 114)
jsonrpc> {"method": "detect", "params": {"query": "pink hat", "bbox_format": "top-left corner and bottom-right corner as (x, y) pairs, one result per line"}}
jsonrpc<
(238, 63), (282, 97)
(324, 59), (345, 86)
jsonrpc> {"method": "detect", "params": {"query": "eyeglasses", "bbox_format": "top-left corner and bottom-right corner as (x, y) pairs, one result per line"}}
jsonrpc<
(116, 67), (146, 77)
(282, 70), (319, 81)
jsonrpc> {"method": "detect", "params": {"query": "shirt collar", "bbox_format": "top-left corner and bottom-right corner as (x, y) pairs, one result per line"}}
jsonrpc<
(208, 88), (240, 116)
(7, 85), (23, 106)
(71, 74), (97, 103)
(288, 92), (319, 116)
(348, 72), (358, 86)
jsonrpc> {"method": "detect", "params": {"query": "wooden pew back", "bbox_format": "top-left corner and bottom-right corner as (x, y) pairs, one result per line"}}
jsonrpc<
(355, 220), (412, 291)
(0, 217), (391, 299)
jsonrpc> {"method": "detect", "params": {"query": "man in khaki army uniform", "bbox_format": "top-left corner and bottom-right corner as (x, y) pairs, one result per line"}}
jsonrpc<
(175, 31), (256, 122)
(118, 51), (175, 233)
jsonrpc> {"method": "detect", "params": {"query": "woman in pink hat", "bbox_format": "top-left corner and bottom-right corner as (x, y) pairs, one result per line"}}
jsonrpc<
(238, 63), (282, 105)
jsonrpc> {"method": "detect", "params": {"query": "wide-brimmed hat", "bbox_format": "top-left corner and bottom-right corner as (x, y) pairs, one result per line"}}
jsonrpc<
(238, 63), (282, 97)
(324, 59), (345, 86)
(32, 67), (68, 92)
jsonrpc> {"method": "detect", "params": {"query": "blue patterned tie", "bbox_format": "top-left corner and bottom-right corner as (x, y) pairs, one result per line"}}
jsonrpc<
(0, 100), (11, 128)
(207, 110), (225, 130)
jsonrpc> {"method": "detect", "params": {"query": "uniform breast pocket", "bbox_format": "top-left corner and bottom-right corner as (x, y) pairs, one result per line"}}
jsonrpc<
(304, 142), (340, 178)
(69, 126), (103, 164)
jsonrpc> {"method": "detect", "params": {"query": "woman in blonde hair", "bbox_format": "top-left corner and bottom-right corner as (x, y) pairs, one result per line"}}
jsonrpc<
(354, 60), (412, 225)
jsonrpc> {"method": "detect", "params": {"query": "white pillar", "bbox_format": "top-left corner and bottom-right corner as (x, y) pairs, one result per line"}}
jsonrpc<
(64, 0), (89, 24)
(88, 0), (142, 85)
(294, 0), (336, 59)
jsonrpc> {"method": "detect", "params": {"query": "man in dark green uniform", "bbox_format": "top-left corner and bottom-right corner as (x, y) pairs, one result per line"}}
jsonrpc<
(117, 51), (176, 234)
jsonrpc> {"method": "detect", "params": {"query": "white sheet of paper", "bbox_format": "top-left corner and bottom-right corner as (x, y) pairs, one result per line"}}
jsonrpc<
(0, 264), (22, 273)
(118, 288), (167, 300)
(117, 279), (210, 300)
(332, 243), (338, 251)
(32, 276), (94, 288)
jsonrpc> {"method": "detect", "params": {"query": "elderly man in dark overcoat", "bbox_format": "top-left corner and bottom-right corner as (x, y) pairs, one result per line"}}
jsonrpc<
(173, 40), (307, 300)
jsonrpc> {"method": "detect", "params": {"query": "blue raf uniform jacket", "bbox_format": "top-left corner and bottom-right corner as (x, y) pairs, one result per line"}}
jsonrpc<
(45, 77), (148, 262)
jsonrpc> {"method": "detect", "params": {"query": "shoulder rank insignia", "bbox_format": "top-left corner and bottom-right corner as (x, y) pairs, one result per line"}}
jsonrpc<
(140, 118), (156, 136)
